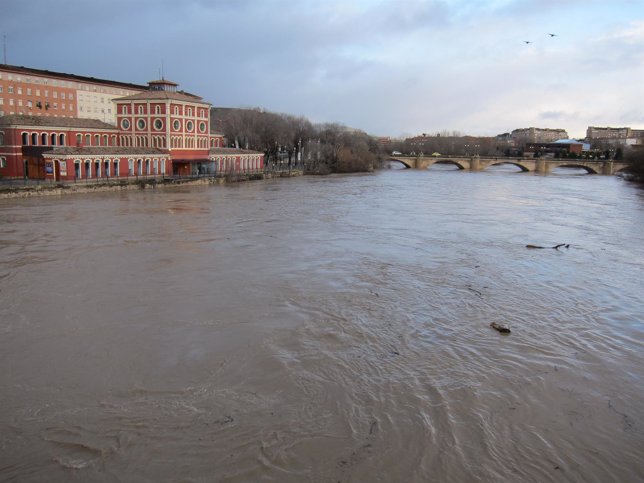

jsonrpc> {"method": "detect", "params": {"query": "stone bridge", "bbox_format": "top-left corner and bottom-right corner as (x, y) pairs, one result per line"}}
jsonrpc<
(389, 155), (629, 175)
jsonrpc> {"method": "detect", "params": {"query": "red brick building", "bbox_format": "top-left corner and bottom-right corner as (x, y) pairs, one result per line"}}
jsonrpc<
(0, 78), (263, 181)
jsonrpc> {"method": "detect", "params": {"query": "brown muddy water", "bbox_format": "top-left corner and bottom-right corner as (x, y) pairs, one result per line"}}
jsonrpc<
(1, 167), (643, 482)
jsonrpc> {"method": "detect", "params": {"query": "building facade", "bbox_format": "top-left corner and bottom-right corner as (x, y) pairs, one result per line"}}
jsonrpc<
(0, 63), (145, 124)
(511, 127), (569, 144)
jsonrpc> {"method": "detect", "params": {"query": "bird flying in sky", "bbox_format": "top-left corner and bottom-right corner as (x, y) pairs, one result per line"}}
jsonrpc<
(523, 40), (531, 44)
(548, 33), (557, 37)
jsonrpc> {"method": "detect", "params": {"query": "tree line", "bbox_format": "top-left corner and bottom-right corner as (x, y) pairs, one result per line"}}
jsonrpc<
(210, 107), (383, 174)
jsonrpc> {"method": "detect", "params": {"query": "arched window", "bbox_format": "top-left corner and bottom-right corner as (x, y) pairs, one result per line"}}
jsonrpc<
(59, 134), (65, 146)
(174, 106), (179, 115)
(122, 105), (128, 115)
(111, 135), (117, 146)
(76, 133), (82, 146)
(22, 133), (29, 145)
(128, 158), (134, 176)
(31, 133), (38, 145)
(138, 105), (144, 115)
(85, 134), (91, 146)
(187, 107), (193, 117)
(0, 132), (4, 146)
(50, 133), (57, 146)
(103, 135), (108, 146)
(155, 105), (161, 114)
(42, 133), (48, 145)
(95, 134), (100, 146)
(113, 160), (119, 177)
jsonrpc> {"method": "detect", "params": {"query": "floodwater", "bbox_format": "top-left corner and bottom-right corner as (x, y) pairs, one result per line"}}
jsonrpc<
(1, 166), (643, 482)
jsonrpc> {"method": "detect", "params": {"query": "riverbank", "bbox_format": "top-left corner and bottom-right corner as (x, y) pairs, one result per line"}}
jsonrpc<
(0, 170), (303, 199)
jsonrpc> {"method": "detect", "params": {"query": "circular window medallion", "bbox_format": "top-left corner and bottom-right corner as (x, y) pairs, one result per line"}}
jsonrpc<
(154, 119), (163, 130)
(173, 119), (181, 131)
(186, 121), (194, 132)
(199, 121), (206, 133)
(121, 119), (130, 130)
(137, 119), (146, 130)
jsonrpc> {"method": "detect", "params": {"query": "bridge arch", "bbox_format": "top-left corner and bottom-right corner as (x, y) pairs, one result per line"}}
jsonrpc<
(387, 157), (413, 169)
(550, 162), (599, 174)
(485, 161), (530, 172)
(430, 159), (467, 170)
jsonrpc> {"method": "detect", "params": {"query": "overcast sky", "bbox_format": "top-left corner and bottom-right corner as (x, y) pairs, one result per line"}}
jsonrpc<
(2, 0), (643, 138)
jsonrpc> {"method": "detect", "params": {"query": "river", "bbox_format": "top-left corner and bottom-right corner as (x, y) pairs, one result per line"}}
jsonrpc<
(1, 166), (643, 482)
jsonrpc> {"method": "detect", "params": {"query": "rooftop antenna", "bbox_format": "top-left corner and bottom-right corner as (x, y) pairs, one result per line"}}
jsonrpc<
(3, 35), (7, 64)
(161, 60), (164, 80)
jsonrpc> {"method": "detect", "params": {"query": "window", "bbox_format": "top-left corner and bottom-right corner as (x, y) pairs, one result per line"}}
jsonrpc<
(51, 134), (57, 146)
(173, 119), (181, 130)
(95, 134), (100, 146)
(186, 120), (194, 132)
(76, 134), (82, 145)
(174, 106), (179, 115)
(121, 119), (130, 130)
(122, 105), (128, 115)
(128, 159), (134, 176)
(17, 87), (22, 95)
(85, 134), (91, 146)
(27, 88), (31, 95)
(8, 86), (14, 93)
(0, 132), (4, 145)
(138, 105), (144, 115)
(59, 134), (65, 146)
(42, 133), (47, 145)
(155, 105), (161, 114)
(137, 119), (146, 130)
(114, 160), (119, 177)
(154, 119), (163, 130)
(153, 158), (158, 174)
(22, 133), (28, 145)
(31, 133), (38, 145)
(0, 157), (6, 168)
(61, 93), (65, 100)
(53, 91), (57, 98)
(27, 100), (33, 108)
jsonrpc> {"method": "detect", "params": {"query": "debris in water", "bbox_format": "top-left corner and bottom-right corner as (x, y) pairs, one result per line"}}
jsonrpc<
(526, 243), (570, 249)
(490, 322), (511, 334)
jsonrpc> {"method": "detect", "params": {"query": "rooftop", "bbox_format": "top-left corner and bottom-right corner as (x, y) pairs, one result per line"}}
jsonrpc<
(0, 63), (146, 91)
(0, 114), (117, 130)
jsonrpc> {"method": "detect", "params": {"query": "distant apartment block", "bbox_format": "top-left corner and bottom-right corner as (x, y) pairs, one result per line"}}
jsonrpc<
(0, 64), (146, 124)
(586, 126), (644, 147)
(511, 127), (568, 144)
